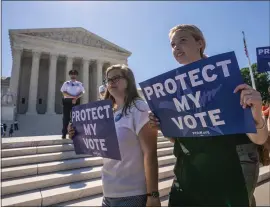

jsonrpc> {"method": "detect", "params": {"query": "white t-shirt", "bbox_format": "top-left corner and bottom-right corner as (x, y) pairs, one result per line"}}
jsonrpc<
(60, 80), (85, 98)
(102, 99), (150, 198)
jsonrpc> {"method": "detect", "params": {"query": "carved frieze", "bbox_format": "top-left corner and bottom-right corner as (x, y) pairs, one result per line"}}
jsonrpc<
(21, 30), (123, 53)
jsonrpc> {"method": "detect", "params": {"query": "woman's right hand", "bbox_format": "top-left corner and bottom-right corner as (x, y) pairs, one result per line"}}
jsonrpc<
(148, 111), (175, 143)
(68, 123), (75, 139)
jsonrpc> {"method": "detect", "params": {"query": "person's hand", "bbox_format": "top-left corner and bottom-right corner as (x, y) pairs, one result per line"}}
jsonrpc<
(68, 123), (75, 139)
(234, 84), (264, 128)
(149, 112), (160, 130)
(146, 197), (161, 207)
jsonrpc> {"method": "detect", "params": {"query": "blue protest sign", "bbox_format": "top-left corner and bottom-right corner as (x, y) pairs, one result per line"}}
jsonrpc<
(72, 100), (121, 160)
(139, 51), (256, 138)
(256, 46), (270, 73)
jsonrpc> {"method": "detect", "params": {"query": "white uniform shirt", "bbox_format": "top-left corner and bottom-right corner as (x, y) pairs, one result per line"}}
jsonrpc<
(102, 99), (150, 198)
(60, 80), (85, 98)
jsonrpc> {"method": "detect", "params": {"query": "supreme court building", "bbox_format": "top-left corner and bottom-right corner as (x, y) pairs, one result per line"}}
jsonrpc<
(9, 27), (131, 115)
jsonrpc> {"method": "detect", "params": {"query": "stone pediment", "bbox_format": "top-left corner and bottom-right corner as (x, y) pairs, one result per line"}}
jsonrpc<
(10, 27), (131, 55)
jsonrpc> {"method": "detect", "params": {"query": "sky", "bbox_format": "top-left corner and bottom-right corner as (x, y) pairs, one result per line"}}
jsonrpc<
(2, 1), (270, 85)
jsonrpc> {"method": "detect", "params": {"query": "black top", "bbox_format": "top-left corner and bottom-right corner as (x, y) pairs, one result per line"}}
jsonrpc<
(234, 133), (252, 145)
(172, 134), (250, 206)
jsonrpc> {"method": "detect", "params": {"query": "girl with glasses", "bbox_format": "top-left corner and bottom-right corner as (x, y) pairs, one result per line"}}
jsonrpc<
(68, 64), (161, 207)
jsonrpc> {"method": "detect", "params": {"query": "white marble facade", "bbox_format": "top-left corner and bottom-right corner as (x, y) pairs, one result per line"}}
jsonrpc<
(9, 27), (131, 115)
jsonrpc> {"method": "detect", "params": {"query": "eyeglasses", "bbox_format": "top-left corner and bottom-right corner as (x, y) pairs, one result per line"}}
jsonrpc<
(103, 75), (125, 85)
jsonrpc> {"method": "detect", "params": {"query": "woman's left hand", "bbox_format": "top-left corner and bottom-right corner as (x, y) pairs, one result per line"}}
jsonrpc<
(67, 123), (76, 139)
(234, 84), (264, 128)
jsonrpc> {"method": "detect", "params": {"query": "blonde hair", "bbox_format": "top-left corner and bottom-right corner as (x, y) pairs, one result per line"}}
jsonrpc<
(169, 24), (208, 59)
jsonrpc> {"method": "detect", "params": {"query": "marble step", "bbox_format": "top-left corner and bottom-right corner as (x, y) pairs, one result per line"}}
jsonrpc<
(160, 196), (169, 207)
(1, 132), (165, 149)
(1, 144), (74, 158)
(2, 164), (38, 180)
(2, 170), (174, 207)
(2, 164), (174, 196)
(1, 154), (176, 180)
(3, 165), (270, 207)
(1, 140), (172, 158)
(257, 165), (270, 183)
(1, 135), (73, 149)
(1, 151), (88, 168)
(57, 194), (170, 207)
(56, 177), (173, 207)
(1, 189), (43, 207)
(1, 146), (174, 168)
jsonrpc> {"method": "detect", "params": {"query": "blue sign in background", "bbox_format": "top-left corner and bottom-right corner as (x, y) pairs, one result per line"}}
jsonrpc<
(256, 46), (270, 73)
(72, 100), (121, 160)
(139, 51), (256, 138)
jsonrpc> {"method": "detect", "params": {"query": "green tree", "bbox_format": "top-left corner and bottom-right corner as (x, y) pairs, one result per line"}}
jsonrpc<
(240, 63), (270, 102)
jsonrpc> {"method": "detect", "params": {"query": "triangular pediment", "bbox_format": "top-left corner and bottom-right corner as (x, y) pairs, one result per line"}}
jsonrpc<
(9, 27), (131, 55)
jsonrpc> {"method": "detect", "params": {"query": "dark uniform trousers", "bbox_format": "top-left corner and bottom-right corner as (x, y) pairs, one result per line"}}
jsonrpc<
(62, 98), (80, 137)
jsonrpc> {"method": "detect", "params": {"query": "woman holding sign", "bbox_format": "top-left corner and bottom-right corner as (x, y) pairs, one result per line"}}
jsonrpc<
(149, 24), (268, 206)
(69, 64), (161, 207)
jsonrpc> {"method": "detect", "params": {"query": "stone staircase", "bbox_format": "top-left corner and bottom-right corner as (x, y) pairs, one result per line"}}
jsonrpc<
(1, 132), (270, 207)
(1, 132), (175, 206)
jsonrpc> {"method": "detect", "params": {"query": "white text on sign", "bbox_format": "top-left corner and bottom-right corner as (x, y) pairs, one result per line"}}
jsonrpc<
(72, 104), (112, 153)
(142, 59), (233, 130)
(258, 48), (270, 55)
(72, 105), (111, 122)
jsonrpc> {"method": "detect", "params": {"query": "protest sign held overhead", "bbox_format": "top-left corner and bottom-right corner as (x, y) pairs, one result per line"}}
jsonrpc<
(72, 100), (121, 160)
(256, 46), (270, 73)
(139, 52), (256, 138)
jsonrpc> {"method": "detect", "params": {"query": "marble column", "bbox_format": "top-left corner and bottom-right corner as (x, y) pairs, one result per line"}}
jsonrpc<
(65, 56), (73, 81)
(27, 51), (41, 114)
(82, 58), (91, 104)
(46, 53), (58, 114)
(96, 60), (104, 98)
(9, 47), (23, 100)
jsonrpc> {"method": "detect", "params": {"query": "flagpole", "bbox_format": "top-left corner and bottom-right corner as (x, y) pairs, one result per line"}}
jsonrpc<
(247, 55), (256, 90)
(242, 31), (256, 90)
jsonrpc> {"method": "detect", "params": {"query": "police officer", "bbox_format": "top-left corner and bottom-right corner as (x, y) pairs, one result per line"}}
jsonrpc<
(60, 69), (85, 139)
(98, 85), (106, 100)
